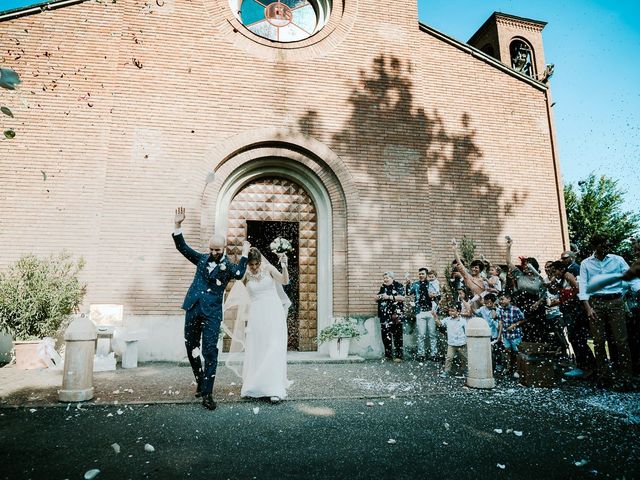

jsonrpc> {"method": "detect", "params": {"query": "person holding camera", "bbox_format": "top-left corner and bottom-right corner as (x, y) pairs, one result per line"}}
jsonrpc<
(376, 272), (406, 362)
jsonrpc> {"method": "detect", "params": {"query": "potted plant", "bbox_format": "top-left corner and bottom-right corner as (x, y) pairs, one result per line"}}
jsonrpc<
(318, 317), (361, 359)
(0, 252), (86, 369)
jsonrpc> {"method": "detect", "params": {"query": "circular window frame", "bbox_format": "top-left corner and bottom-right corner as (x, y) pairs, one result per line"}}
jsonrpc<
(230, 0), (332, 43)
(208, 0), (357, 62)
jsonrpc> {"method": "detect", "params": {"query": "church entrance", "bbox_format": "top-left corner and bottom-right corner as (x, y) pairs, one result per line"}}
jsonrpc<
(226, 177), (318, 351)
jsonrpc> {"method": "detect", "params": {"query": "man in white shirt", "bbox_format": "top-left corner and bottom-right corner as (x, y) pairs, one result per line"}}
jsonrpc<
(578, 234), (640, 390)
(586, 261), (640, 293)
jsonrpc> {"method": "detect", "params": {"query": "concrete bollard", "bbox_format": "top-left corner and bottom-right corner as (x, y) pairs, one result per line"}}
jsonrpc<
(465, 316), (495, 389)
(58, 314), (97, 402)
(120, 331), (144, 369)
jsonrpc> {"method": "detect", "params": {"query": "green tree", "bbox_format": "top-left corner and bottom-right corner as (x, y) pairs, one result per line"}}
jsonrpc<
(459, 235), (477, 266)
(564, 174), (639, 261)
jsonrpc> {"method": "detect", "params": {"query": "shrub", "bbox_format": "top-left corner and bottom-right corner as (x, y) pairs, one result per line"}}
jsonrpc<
(459, 235), (477, 266)
(0, 252), (86, 341)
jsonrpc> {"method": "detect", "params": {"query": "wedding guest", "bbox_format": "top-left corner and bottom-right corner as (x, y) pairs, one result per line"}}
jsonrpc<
(560, 250), (581, 278)
(505, 237), (548, 343)
(543, 261), (572, 358)
(550, 261), (595, 379)
(475, 293), (501, 370)
(486, 265), (503, 294)
(427, 270), (442, 310)
(497, 293), (525, 378)
(376, 272), (406, 362)
(407, 268), (439, 361)
(578, 234), (640, 390)
(584, 239), (640, 374)
(436, 303), (468, 378)
(451, 238), (486, 297)
(448, 259), (465, 296)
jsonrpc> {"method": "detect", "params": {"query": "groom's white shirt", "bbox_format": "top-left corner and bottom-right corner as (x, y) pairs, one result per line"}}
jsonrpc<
(173, 227), (226, 273)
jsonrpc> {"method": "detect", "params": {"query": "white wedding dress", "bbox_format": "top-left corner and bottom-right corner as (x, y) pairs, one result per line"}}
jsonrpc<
(241, 271), (290, 399)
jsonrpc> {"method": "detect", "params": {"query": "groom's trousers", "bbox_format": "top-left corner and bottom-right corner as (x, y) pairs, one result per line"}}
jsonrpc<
(184, 300), (221, 395)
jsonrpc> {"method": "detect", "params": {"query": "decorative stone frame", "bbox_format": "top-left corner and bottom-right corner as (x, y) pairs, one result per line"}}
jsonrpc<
(509, 36), (537, 78)
(200, 128), (358, 349)
(205, 0), (358, 62)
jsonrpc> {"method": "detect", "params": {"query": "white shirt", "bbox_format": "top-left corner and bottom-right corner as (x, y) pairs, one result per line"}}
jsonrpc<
(578, 253), (640, 300)
(207, 254), (226, 273)
(174, 228), (226, 273)
(427, 280), (441, 296)
(441, 316), (468, 346)
(474, 307), (498, 338)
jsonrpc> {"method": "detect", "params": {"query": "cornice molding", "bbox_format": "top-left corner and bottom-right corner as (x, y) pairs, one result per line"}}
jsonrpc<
(419, 22), (547, 91)
(495, 16), (545, 33)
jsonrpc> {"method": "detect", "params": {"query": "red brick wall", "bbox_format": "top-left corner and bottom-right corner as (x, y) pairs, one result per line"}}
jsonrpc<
(0, 0), (566, 321)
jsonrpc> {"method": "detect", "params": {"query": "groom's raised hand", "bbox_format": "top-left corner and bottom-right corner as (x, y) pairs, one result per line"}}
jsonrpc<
(175, 207), (186, 229)
(241, 240), (251, 257)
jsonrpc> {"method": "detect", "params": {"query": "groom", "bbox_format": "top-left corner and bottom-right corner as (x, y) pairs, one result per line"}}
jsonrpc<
(173, 207), (250, 410)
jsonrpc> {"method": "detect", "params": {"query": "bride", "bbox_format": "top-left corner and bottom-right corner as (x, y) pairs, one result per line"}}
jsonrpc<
(224, 247), (292, 403)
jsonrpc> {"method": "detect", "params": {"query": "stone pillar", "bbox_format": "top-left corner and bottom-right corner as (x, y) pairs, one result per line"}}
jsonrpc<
(58, 315), (97, 402)
(466, 316), (495, 389)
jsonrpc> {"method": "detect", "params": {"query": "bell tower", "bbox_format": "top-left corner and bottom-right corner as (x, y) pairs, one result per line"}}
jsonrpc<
(468, 12), (550, 81)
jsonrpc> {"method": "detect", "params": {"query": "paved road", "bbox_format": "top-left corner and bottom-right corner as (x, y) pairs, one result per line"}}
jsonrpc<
(2, 388), (639, 480)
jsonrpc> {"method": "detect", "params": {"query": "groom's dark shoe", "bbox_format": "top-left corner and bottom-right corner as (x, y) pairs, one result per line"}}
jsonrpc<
(202, 394), (217, 411)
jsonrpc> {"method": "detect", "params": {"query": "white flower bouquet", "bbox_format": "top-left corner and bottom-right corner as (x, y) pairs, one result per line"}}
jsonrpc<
(270, 236), (292, 254)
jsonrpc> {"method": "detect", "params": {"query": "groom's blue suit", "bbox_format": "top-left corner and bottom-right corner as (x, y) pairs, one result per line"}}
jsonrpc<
(173, 232), (247, 396)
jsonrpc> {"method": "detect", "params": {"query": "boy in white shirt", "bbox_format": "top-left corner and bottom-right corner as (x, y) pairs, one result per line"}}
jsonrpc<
(474, 293), (501, 371)
(436, 303), (468, 377)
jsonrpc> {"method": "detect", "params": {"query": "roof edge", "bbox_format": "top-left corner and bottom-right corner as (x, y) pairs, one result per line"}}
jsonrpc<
(0, 0), (87, 21)
(419, 22), (547, 91)
(469, 11), (546, 45)
(494, 11), (548, 28)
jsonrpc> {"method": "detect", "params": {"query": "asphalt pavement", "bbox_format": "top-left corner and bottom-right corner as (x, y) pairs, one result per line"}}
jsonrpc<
(1, 359), (639, 479)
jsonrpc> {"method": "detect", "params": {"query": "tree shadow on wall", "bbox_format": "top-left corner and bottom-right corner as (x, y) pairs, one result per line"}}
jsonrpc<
(305, 54), (528, 273)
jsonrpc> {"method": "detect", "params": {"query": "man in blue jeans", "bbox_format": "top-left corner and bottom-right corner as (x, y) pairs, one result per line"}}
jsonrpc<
(407, 268), (439, 361)
(173, 207), (249, 410)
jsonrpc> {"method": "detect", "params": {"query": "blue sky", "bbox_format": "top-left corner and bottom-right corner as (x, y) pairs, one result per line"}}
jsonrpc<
(420, 0), (640, 214)
(1, 0), (638, 213)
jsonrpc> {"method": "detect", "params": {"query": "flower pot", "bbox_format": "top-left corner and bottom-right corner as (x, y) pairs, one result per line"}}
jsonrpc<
(328, 337), (351, 360)
(13, 340), (48, 370)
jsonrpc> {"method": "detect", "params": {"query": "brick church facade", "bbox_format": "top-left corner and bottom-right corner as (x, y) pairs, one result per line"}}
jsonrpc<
(0, 1), (568, 359)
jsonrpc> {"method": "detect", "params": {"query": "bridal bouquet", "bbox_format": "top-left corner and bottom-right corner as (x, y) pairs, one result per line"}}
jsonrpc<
(270, 237), (292, 255)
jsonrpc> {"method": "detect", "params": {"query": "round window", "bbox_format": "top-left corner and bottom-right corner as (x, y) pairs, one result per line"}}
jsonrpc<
(229, 0), (332, 43)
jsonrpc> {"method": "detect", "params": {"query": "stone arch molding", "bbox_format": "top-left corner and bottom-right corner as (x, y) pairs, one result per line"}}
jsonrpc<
(509, 35), (537, 76)
(200, 128), (357, 345)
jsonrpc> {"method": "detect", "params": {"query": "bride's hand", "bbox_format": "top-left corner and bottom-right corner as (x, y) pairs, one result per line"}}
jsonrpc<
(278, 253), (288, 267)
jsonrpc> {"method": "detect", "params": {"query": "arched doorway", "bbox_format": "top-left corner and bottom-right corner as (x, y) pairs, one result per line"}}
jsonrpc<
(225, 177), (318, 351)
